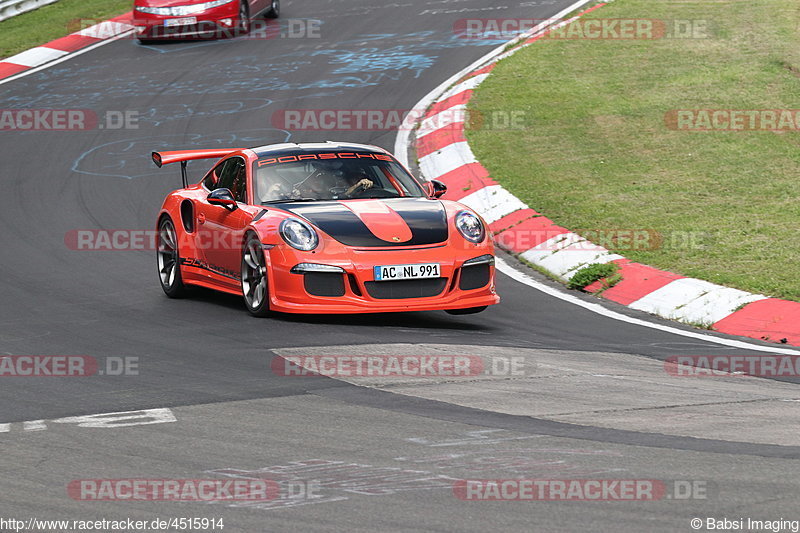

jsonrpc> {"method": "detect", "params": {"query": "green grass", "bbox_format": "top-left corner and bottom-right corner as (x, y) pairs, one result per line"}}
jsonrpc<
(0, 0), (131, 59)
(567, 262), (619, 290)
(467, 0), (800, 301)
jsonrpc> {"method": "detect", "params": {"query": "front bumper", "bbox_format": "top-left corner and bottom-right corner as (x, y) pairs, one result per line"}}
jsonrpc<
(265, 244), (499, 314)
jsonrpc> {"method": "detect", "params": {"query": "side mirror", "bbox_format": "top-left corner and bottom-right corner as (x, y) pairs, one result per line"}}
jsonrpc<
(208, 188), (238, 211)
(430, 179), (447, 199)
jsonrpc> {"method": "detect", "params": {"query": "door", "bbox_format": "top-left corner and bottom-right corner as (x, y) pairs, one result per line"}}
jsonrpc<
(196, 157), (252, 286)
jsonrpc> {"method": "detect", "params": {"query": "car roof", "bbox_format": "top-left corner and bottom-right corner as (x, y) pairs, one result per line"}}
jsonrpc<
(250, 141), (391, 158)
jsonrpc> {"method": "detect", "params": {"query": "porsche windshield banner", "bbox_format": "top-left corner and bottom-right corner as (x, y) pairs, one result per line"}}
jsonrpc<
(256, 152), (393, 167)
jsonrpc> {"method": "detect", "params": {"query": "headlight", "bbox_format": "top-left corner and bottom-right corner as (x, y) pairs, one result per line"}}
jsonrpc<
(280, 218), (319, 251)
(135, 0), (233, 16)
(455, 210), (485, 243)
(134, 5), (162, 14)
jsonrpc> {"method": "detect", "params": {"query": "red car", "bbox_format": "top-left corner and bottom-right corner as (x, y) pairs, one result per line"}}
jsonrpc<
(133, 0), (278, 40)
(152, 142), (499, 316)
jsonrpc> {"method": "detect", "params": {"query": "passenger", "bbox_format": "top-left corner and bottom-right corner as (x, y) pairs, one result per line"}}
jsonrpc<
(263, 180), (290, 201)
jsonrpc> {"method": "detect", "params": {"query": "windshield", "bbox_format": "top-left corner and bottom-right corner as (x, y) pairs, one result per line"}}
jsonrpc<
(254, 153), (426, 203)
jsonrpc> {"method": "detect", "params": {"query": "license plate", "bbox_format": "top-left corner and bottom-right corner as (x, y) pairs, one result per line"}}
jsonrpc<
(164, 16), (197, 27)
(374, 263), (440, 281)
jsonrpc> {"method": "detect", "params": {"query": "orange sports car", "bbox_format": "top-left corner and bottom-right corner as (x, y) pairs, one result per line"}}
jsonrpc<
(152, 142), (499, 316)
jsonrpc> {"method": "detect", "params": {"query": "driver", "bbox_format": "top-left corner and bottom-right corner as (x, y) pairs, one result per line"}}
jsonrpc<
(344, 168), (375, 197)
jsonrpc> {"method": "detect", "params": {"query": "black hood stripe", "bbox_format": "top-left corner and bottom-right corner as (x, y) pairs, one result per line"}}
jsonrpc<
(275, 198), (449, 247)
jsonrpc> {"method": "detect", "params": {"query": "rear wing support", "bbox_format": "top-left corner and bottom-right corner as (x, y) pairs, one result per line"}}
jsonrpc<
(181, 161), (188, 188)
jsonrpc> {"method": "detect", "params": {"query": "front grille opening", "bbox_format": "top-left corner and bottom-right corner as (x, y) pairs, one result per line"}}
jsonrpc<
(347, 274), (363, 297)
(364, 278), (448, 300)
(304, 272), (346, 297)
(459, 264), (490, 291)
(448, 269), (460, 293)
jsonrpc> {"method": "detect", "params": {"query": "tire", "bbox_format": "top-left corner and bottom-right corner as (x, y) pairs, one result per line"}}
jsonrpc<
(157, 217), (189, 298)
(241, 233), (271, 317)
(236, 1), (251, 35)
(445, 306), (488, 316)
(265, 0), (279, 18)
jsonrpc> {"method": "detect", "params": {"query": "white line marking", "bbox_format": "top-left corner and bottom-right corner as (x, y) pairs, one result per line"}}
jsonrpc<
(0, 408), (177, 434)
(52, 408), (176, 428)
(23, 420), (47, 431)
(495, 256), (800, 355)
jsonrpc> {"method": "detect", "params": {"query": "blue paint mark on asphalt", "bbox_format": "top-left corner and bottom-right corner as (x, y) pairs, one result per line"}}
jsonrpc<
(311, 49), (434, 78)
(2, 31), (507, 108)
(137, 98), (274, 127)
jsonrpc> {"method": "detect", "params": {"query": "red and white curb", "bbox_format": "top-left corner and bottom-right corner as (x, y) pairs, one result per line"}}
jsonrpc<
(397, 1), (800, 347)
(0, 13), (133, 83)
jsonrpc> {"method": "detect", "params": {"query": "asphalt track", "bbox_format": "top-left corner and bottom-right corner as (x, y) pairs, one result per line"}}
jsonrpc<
(1, 0), (799, 531)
